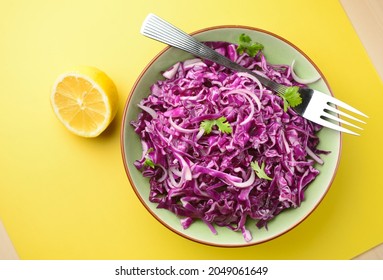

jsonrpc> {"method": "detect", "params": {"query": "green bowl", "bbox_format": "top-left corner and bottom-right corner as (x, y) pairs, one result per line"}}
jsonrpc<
(121, 26), (341, 247)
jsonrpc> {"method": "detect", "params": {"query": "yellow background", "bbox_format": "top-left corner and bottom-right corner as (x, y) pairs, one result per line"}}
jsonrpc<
(1, 0), (382, 259)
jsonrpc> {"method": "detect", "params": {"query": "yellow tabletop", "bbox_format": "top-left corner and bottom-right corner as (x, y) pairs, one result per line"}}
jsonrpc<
(1, 0), (382, 260)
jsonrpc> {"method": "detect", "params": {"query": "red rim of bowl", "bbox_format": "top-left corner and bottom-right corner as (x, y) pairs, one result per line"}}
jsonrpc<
(120, 25), (342, 247)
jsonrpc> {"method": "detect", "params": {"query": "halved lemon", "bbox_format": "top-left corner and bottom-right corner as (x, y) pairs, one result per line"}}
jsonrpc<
(51, 66), (118, 137)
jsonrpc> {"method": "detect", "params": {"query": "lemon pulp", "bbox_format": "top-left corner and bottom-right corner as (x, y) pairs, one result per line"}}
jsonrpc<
(51, 66), (118, 137)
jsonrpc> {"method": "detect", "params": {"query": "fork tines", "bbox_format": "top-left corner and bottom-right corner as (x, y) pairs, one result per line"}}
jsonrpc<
(319, 94), (368, 136)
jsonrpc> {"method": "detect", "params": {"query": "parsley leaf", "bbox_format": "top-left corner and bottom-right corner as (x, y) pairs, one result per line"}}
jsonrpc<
(200, 117), (232, 135)
(278, 86), (302, 112)
(215, 117), (232, 134)
(237, 34), (264, 57)
(200, 119), (215, 134)
(144, 158), (155, 169)
(143, 148), (155, 169)
(251, 161), (272, 181)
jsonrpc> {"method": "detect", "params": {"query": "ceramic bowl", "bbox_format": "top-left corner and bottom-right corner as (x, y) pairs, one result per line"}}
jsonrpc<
(121, 26), (341, 247)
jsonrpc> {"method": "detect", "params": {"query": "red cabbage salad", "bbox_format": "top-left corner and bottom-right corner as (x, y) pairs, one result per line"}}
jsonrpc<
(131, 36), (329, 242)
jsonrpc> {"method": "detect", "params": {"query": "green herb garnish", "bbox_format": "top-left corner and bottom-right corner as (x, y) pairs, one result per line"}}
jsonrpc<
(278, 86), (302, 112)
(236, 34), (264, 57)
(143, 147), (155, 169)
(251, 161), (272, 181)
(200, 116), (232, 135)
(144, 158), (155, 168)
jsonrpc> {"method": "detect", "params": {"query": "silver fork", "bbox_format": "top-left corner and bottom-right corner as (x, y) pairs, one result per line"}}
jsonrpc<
(141, 13), (368, 135)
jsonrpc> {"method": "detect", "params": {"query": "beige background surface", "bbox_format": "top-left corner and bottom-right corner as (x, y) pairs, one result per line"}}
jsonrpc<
(0, 221), (18, 260)
(353, 243), (383, 260)
(340, 0), (383, 81)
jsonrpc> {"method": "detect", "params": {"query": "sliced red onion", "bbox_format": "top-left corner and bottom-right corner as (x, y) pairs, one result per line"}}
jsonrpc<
(157, 165), (168, 182)
(169, 117), (200, 134)
(163, 62), (180, 79)
(291, 59), (321, 84)
(305, 146), (324, 165)
(226, 89), (261, 125)
(237, 72), (265, 96)
(174, 153), (192, 181)
(241, 227), (252, 242)
(183, 58), (206, 69)
(137, 103), (158, 119)
(232, 171), (255, 188)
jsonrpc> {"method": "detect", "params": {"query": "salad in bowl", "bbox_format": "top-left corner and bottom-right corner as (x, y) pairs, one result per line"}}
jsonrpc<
(121, 26), (340, 246)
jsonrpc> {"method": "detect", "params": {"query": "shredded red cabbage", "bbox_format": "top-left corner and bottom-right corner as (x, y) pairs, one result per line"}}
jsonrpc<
(131, 41), (327, 242)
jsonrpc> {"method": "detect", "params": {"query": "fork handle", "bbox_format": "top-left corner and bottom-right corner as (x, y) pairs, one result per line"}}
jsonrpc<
(141, 14), (284, 93)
